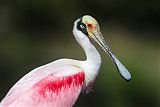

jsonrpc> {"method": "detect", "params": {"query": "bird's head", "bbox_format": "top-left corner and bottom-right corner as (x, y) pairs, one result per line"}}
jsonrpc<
(75, 15), (102, 42)
(73, 15), (131, 81)
(74, 15), (107, 51)
(81, 15), (99, 37)
(81, 15), (107, 51)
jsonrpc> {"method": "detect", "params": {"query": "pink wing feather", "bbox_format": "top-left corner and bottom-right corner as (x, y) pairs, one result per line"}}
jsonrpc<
(0, 62), (84, 107)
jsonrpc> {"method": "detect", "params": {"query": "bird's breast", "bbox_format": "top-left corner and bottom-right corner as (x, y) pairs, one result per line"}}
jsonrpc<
(82, 60), (101, 93)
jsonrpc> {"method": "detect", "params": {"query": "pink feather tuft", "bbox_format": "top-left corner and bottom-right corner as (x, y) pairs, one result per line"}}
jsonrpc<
(32, 72), (84, 98)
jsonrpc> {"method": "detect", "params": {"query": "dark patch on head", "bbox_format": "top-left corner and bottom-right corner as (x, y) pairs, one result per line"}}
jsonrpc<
(77, 18), (88, 36)
(87, 23), (93, 28)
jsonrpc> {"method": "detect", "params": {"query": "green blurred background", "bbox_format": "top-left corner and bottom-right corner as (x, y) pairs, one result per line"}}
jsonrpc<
(0, 0), (159, 107)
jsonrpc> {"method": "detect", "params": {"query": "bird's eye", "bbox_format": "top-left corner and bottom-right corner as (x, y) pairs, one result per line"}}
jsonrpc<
(77, 21), (88, 36)
(80, 24), (84, 29)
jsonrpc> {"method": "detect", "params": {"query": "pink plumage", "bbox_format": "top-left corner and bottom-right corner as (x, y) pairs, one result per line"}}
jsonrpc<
(0, 63), (84, 107)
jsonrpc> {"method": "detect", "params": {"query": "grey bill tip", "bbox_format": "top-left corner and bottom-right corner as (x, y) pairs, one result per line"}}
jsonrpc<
(110, 52), (131, 81)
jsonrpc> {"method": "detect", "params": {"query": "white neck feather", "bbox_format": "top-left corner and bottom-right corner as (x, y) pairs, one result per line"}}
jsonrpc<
(73, 21), (101, 89)
(73, 24), (101, 64)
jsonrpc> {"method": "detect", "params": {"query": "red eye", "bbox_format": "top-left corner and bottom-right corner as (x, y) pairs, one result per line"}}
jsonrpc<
(88, 24), (93, 28)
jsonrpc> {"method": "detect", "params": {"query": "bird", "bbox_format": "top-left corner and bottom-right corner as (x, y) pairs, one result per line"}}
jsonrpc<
(0, 15), (131, 107)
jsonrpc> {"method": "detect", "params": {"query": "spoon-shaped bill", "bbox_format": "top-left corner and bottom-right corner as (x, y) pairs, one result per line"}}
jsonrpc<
(108, 51), (131, 81)
(92, 31), (131, 81)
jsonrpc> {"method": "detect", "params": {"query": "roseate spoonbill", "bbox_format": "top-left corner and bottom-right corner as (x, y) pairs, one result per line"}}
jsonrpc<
(0, 15), (131, 107)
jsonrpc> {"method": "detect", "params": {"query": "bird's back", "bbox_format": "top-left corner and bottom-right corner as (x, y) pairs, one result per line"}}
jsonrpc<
(0, 60), (84, 107)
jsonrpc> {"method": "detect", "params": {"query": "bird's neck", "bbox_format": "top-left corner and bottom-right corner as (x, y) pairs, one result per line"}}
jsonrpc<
(82, 39), (101, 64)
(74, 31), (102, 92)
(73, 28), (102, 92)
(73, 30), (101, 69)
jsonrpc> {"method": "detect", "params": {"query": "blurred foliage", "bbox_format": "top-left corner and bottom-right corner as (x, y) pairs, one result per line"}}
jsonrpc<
(0, 0), (159, 107)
